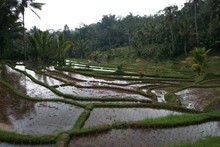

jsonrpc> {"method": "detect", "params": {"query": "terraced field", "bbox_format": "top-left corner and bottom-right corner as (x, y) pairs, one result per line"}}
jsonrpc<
(0, 61), (220, 147)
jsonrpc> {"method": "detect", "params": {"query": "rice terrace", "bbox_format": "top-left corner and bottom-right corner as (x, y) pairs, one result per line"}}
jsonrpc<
(1, 0), (220, 146)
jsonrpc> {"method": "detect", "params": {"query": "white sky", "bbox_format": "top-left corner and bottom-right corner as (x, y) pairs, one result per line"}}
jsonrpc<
(25, 0), (187, 31)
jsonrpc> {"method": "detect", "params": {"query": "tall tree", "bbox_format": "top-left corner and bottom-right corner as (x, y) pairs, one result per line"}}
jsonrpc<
(0, 0), (22, 56)
(18, 0), (44, 60)
(191, 0), (201, 45)
(164, 5), (178, 57)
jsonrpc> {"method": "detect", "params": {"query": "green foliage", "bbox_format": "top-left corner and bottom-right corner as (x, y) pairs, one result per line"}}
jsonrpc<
(182, 47), (212, 75)
(192, 47), (211, 68)
(2, 0), (220, 62)
(54, 32), (73, 64)
(67, 0), (220, 60)
(0, 0), (23, 57)
(164, 92), (177, 104)
(30, 29), (54, 62)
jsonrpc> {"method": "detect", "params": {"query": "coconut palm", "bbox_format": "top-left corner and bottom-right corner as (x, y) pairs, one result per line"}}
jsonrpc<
(30, 29), (54, 62)
(183, 47), (211, 75)
(19, 0), (45, 60)
(55, 32), (73, 64)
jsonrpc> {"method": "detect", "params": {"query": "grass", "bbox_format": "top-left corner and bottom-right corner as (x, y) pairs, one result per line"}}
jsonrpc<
(56, 133), (70, 147)
(176, 136), (220, 147)
(217, 88), (220, 94)
(164, 92), (178, 104)
(0, 129), (55, 144)
(136, 111), (220, 128)
(73, 110), (91, 129)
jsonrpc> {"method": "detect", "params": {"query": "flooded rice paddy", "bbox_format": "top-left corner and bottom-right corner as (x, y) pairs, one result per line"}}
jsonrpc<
(70, 121), (220, 147)
(176, 88), (219, 111)
(56, 86), (149, 100)
(0, 85), (83, 134)
(0, 62), (219, 146)
(84, 108), (181, 128)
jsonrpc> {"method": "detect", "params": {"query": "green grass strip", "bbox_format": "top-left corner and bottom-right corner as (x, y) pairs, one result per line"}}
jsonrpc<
(0, 129), (55, 144)
(55, 133), (70, 147)
(176, 136), (220, 147)
(68, 125), (111, 137)
(110, 111), (220, 130)
(73, 110), (91, 129)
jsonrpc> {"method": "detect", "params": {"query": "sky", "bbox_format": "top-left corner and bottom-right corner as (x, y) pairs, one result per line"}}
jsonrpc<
(25, 0), (187, 31)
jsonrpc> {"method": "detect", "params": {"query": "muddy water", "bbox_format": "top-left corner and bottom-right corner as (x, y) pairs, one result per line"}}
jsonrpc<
(66, 63), (116, 72)
(0, 65), (62, 99)
(15, 65), (64, 86)
(63, 71), (129, 84)
(0, 143), (54, 147)
(0, 85), (35, 130)
(151, 90), (167, 103)
(10, 102), (83, 134)
(70, 121), (220, 147)
(0, 85), (84, 134)
(75, 101), (140, 105)
(76, 81), (147, 91)
(176, 88), (219, 111)
(84, 108), (181, 128)
(56, 86), (150, 100)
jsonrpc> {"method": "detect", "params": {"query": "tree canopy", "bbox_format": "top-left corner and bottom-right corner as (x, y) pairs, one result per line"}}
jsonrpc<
(0, 0), (219, 62)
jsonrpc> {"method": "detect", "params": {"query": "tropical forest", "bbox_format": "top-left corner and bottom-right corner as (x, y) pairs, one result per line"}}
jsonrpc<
(0, 0), (220, 146)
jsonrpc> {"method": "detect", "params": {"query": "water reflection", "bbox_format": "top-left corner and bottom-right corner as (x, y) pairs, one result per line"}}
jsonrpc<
(84, 108), (181, 128)
(56, 86), (150, 100)
(0, 85), (35, 131)
(10, 102), (83, 134)
(151, 90), (167, 103)
(0, 85), (83, 134)
(15, 65), (64, 86)
(70, 122), (220, 147)
(0, 65), (62, 99)
(176, 88), (218, 111)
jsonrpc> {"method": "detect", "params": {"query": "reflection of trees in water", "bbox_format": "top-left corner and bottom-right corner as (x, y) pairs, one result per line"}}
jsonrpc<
(25, 63), (52, 85)
(0, 85), (35, 125)
(1, 65), (27, 93)
(0, 65), (35, 125)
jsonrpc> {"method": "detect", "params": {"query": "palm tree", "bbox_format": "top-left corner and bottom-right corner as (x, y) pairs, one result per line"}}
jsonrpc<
(183, 47), (211, 75)
(30, 29), (54, 62)
(55, 32), (73, 64)
(19, 0), (45, 61)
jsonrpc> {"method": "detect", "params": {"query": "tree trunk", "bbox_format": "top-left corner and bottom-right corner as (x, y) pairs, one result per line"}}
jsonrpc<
(23, 13), (26, 61)
(170, 25), (175, 56)
(194, 4), (199, 46)
(184, 40), (187, 56)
